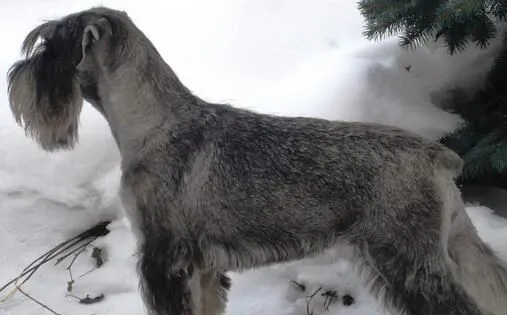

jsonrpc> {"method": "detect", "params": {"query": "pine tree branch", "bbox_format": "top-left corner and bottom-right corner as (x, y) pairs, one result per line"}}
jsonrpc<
(358, 0), (507, 53)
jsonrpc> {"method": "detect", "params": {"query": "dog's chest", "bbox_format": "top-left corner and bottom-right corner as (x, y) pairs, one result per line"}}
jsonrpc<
(119, 184), (144, 243)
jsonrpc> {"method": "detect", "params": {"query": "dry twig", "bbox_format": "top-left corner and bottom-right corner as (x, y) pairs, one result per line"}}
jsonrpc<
(306, 287), (322, 315)
(321, 289), (338, 310)
(78, 268), (97, 280)
(290, 280), (306, 291)
(15, 284), (64, 315)
(66, 293), (105, 305)
(0, 221), (110, 311)
(90, 248), (104, 268)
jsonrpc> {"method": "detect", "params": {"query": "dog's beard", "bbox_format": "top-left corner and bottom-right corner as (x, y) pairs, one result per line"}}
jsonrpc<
(8, 56), (84, 151)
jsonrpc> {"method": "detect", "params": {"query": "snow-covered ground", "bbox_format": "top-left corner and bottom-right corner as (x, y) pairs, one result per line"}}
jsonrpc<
(1, 1), (507, 315)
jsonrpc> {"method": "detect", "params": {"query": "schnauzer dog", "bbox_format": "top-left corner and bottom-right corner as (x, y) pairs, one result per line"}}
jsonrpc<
(8, 7), (507, 315)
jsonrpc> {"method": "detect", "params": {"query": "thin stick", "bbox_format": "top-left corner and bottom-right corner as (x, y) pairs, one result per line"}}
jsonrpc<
(78, 268), (96, 279)
(2, 237), (86, 293)
(15, 284), (64, 315)
(1, 237), (91, 293)
(65, 243), (92, 293)
(56, 239), (94, 266)
(306, 287), (322, 315)
(22, 221), (107, 272)
(2, 253), (58, 294)
(290, 280), (306, 291)
(65, 294), (81, 301)
(68, 268), (74, 283)
(321, 290), (338, 310)
(67, 246), (89, 271)
(23, 235), (80, 272)
(0, 221), (110, 295)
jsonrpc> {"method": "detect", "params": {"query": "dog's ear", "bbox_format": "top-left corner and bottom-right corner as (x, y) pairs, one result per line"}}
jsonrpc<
(78, 17), (112, 67)
(81, 24), (100, 61)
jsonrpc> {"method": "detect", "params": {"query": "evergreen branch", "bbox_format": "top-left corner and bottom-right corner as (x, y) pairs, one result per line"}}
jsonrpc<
(440, 124), (485, 155)
(358, 0), (507, 53)
(358, 0), (415, 40)
(461, 131), (506, 179)
(490, 143), (507, 172)
(470, 12), (497, 48)
(488, 0), (507, 20)
(486, 31), (507, 89)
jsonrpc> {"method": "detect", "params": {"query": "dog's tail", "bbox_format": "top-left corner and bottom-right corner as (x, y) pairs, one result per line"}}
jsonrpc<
(447, 203), (507, 315)
(428, 142), (464, 178)
(431, 150), (507, 315)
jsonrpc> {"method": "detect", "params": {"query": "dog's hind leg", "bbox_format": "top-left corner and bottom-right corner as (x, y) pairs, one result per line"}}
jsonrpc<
(428, 167), (507, 315)
(357, 233), (484, 314)
(353, 200), (486, 315)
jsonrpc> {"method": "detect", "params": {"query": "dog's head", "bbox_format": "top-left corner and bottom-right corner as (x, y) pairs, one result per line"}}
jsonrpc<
(7, 7), (133, 151)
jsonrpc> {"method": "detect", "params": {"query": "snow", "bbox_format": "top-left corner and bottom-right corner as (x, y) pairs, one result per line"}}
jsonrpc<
(1, 1), (507, 315)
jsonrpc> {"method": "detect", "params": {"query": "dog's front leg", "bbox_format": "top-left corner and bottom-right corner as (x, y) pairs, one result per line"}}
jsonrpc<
(138, 236), (201, 315)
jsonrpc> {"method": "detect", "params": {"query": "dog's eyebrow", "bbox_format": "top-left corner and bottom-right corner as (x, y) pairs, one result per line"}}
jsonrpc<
(21, 20), (58, 57)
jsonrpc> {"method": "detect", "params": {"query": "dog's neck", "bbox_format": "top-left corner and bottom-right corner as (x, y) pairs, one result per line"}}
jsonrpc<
(94, 51), (199, 165)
